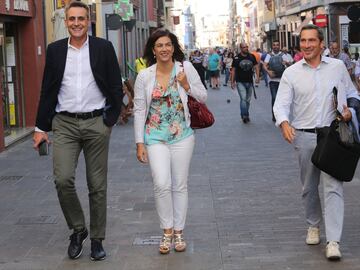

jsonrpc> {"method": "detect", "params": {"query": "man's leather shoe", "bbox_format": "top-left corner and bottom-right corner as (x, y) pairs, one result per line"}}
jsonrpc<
(68, 228), (88, 259)
(90, 239), (106, 261)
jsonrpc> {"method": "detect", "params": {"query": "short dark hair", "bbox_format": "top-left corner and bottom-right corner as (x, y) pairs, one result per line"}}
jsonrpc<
(300, 24), (324, 42)
(143, 28), (185, 67)
(272, 40), (280, 44)
(65, 0), (90, 19)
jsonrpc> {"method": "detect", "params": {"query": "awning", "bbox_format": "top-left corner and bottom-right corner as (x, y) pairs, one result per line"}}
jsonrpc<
(292, 17), (313, 36)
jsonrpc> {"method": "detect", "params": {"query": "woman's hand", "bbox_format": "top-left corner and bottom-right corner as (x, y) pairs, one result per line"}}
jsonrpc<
(177, 71), (190, 92)
(136, 143), (148, 163)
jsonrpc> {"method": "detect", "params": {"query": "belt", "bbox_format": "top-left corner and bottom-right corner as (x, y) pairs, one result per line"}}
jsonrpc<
(59, 109), (103, 120)
(296, 128), (319, 133)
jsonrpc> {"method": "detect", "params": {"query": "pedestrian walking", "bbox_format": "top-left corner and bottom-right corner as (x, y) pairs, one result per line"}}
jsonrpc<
(231, 42), (260, 123)
(191, 50), (207, 89)
(263, 40), (291, 122)
(223, 51), (234, 86)
(32, 0), (123, 261)
(208, 48), (221, 89)
(133, 29), (207, 255)
(329, 42), (353, 75)
(273, 24), (359, 261)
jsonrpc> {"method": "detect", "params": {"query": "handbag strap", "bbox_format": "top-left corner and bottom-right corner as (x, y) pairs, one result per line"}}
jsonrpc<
(332, 87), (343, 122)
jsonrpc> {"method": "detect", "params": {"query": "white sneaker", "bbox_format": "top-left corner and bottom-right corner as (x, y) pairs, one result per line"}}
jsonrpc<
(326, 241), (341, 260)
(306, 227), (320, 245)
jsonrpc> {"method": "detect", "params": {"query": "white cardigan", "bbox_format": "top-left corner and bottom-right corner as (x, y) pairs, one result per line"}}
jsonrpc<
(133, 60), (208, 144)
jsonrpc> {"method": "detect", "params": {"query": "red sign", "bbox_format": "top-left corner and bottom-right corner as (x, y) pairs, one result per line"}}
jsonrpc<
(314, 14), (327, 28)
(173, 16), (180, 25)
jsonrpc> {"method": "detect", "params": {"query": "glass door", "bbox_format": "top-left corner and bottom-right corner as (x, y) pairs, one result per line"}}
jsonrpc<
(0, 22), (20, 136)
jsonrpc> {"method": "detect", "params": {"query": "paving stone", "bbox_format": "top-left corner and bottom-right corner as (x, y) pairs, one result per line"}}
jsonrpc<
(0, 81), (360, 269)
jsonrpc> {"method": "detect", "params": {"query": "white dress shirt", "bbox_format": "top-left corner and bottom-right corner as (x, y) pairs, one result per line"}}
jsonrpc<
(273, 56), (358, 129)
(55, 36), (105, 113)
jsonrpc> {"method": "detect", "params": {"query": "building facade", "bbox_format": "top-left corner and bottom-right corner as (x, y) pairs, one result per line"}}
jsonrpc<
(0, 0), (45, 151)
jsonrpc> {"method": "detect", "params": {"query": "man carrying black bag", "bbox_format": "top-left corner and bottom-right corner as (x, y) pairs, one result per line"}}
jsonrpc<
(273, 24), (359, 261)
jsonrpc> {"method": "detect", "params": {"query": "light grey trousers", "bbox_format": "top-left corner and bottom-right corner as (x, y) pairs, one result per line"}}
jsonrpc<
(293, 131), (344, 242)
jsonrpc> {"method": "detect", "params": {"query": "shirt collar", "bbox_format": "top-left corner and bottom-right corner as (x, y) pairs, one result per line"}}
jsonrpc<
(300, 55), (330, 67)
(67, 35), (89, 50)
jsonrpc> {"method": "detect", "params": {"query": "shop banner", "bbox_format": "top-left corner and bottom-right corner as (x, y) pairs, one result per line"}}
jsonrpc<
(0, 0), (34, 17)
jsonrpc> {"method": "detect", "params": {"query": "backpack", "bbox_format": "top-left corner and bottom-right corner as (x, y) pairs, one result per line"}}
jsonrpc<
(268, 53), (285, 78)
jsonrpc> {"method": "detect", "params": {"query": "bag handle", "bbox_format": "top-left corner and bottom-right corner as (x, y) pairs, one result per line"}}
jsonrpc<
(333, 87), (344, 122)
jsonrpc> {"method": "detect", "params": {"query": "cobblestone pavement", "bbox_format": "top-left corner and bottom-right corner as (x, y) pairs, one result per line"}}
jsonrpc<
(1, 80), (360, 270)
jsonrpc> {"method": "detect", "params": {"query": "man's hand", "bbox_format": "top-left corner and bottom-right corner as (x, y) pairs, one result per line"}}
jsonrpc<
(342, 104), (352, 122)
(268, 70), (276, 79)
(255, 77), (260, 84)
(280, 121), (296, 144)
(136, 143), (148, 163)
(33, 131), (49, 150)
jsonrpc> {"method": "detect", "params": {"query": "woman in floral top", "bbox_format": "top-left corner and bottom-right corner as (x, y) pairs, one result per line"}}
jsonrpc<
(134, 29), (207, 254)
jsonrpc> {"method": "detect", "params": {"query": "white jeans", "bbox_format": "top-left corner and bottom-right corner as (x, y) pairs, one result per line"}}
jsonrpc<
(147, 135), (195, 230)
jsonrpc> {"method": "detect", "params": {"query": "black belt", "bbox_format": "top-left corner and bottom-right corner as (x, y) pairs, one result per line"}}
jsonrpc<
(59, 109), (103, 120)
(296, 128), (318, 133)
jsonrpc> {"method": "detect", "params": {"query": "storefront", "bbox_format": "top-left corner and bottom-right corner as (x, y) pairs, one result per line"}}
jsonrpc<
(0, 0), (45, 151)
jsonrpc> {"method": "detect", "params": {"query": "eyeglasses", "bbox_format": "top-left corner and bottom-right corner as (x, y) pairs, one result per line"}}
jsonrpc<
(154, 42), (173, 49)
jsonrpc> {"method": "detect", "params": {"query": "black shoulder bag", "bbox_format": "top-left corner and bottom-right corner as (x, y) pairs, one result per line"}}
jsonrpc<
(311, 87), (360, 182)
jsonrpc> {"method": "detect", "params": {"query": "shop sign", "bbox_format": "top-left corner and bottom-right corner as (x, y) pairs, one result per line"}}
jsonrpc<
(14, 0), (29, 12)
(314, 14), (327, 28)
(0, 0), (33, 17)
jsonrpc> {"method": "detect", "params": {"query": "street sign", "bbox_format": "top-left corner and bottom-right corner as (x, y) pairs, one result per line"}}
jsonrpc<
(314, 14), (327, 28)
(115, 0), (133, 21)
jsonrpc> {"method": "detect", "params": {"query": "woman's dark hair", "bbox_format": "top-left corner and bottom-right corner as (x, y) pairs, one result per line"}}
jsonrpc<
(143, 28), (185, 67)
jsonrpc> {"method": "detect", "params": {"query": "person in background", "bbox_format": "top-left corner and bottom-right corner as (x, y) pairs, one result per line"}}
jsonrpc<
(330, 42), (353, 75)
(231, 42), (260, 123)
(293, 46), (303, 62)
(223, 51), (234, 86)
(263, 40), (290, 122)
(352, 52), (360, 91)
(282, 47), (294, 66)
(191, 50), (207, 89)
(208, 48), (221, 89)
(33, 0), (123, 261)
(133, 29), (207, 255)
(135, 56), (147, 74)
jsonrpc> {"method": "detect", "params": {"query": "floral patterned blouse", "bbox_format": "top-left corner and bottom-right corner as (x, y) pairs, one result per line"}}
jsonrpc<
(144, 66), (194, 145)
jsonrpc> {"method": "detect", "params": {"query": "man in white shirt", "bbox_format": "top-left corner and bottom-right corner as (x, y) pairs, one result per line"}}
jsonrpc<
(32, 1), (122, 261)
(273, 24), (357, 261)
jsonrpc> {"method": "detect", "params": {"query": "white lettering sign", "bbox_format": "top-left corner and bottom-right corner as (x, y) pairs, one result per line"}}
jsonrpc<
(5, 0), (10, 11)
(14, 0), (29, 12)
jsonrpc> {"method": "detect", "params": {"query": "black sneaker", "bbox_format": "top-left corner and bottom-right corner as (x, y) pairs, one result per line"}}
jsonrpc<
(68, 228), (88, 259)
(90, 239), (106, 261)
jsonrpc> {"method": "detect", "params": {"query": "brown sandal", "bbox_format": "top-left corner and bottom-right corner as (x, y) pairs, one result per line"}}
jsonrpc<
(159, 233), (173, 254)
(174, 233), (186, 252)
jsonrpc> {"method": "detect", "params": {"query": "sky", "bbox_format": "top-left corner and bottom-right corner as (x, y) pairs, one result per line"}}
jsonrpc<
(190, 0), (229, 16)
